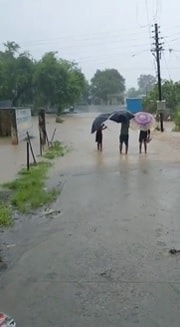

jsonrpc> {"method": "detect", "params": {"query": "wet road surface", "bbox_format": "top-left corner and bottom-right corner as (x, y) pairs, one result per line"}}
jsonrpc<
(1, 114), (180, 326)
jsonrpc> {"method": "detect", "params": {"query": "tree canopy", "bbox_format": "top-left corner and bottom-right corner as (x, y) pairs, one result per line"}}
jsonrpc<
(0, 42), (86, 113)
(0, 43), (34, 106)
(143, 79), (180, 115)
(137, 74), (156, 95)
(126, 87), (140, 98)
(90, 69), (125, 104)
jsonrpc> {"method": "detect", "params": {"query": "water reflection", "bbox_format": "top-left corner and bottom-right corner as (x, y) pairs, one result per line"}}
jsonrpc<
(95, 151), (105, 168)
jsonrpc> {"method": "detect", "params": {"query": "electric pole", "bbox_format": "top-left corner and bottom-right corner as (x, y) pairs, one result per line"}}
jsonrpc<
(152, 23), (164, 132)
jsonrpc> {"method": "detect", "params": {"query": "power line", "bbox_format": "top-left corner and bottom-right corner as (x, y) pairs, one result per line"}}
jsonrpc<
(145, 0), (157, 77)
(61, 50), (149, 64)
(18, 32), (151, 48)
(162, 52), (172, 80)
(16, 26), (150, 46)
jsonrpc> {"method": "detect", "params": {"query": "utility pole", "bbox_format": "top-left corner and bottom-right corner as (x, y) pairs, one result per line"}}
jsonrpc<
(152, 23), (164, 132)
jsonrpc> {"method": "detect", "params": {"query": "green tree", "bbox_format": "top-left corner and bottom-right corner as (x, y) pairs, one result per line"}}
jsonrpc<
(138, 74), (156, 95)
(62, 60), (86, 107)
(91, 69), (125, 104)
(12, 52), (35, 106)
(79, 80), (91, 105)
(126, 87), (140, 98)
(143, 84), (158, 113)
(33, 52), (86, 112)
(3, 41), (20, 56)
(161, 80), (179, 111)
(143, 80), (180, 114)
(0, 43), (34, 106)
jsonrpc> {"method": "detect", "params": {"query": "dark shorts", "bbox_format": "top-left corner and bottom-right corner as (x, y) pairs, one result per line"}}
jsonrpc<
(139, 130), (148, 143)
(120, 134), (129, 146)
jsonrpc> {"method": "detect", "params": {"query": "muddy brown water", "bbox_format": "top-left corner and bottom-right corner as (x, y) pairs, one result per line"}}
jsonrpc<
(1, 114), (180, 326)
(0, 114), (179, 184)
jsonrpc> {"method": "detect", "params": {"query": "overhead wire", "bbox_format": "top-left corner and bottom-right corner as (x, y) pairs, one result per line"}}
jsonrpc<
(19, 39), (151, 51)
(145, 0), (157, 77)
(163, 35), (180, 63)
(18, 26), (150, 46)
(162, 52), (172, 80)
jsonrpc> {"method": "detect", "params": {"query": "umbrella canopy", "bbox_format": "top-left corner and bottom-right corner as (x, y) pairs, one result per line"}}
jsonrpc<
(91, 112), (111, 133)
(133, 112), (155, 127)
(109, 111), (134, 123)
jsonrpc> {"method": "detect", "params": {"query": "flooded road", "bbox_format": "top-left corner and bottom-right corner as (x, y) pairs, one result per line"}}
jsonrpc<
(0, 114), (179, 183)
(1, 114), (180, 326)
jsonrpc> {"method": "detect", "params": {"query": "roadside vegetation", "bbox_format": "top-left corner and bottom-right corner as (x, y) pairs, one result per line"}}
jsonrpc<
(2, 162), (58, 214)
(172, 110), (180, 131)
(43, 141), (67, 160)
(0, 203), (12, 227)
(0, 142), (66, 225)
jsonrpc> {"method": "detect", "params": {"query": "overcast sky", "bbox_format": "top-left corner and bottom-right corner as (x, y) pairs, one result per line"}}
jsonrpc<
(1, 0), (180, 88)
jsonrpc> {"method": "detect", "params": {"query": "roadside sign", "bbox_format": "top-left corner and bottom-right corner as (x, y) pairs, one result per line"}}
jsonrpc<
(15, 108), (32, 142)
(157, 100), (166, 112)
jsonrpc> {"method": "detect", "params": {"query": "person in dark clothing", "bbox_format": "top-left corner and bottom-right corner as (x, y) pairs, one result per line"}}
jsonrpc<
(119, 121), (129, 154)
(139, 127), (150, 154)
(95, 124), (107, 151)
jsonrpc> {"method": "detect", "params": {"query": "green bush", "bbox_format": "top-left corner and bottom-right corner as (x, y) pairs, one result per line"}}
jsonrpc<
(173, 110), (180, 131)
(3, 162), (58, 213)
(0, 203), (12, 227)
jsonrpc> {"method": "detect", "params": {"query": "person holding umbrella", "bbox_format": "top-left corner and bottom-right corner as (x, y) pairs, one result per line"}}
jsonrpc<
(95, 124), (107, 151)
(91, 113), (110, 151)
(139, 125), (150, 154)
(109, 111), (134, 155)
(132, 112), (154, 154)
(119, 120), (129, 154)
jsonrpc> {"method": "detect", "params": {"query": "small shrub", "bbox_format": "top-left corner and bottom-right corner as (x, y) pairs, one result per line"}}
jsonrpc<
(44, 141), (66, 160)
(173, 110), (180, 131)
(0, 203), (12, 227)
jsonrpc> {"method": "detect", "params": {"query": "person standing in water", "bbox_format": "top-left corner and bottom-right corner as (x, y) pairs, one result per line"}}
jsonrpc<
(139, 126), (150, 154)
(95, 124), (107, 151)
(119, 120), (129, 154)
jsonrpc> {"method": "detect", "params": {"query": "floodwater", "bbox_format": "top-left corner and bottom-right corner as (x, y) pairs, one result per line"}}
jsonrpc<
(1, 114), (180, 326)
(0, 114), (179, 184)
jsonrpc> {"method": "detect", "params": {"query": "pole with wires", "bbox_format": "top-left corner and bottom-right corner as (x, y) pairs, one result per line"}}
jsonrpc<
(152, 23), (164, 132)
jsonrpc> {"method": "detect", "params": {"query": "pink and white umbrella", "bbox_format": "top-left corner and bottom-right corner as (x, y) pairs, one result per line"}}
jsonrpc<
(132, 112), (155, 129)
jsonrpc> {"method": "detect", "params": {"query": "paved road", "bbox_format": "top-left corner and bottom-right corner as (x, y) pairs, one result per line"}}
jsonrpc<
(1, 114), (180, 326)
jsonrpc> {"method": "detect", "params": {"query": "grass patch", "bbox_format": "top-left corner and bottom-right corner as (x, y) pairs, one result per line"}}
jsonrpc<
(173, 110), (180, 131)
(172, 125), (180, 132)
(0, 203), (12, 227)
(3, 162), (59, 213)
(44, 141), (66, 160)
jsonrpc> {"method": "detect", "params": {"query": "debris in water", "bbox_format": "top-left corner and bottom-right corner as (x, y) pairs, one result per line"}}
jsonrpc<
(100, 268), (112, 279)
(43, 208), (61, 216)
(6, 244), (16, 249)
(169, 248), (180, 255)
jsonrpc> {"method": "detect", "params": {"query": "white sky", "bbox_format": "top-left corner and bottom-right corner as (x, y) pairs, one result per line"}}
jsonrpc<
(1, 0), (180, 88)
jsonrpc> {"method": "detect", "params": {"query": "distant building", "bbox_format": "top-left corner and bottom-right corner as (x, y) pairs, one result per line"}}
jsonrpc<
(107, 93), (124, 105)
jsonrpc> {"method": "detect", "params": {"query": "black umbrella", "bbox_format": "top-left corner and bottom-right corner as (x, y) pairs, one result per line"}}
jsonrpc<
(91, 112), (111, 133)
(109, 111), (134, 123)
